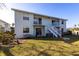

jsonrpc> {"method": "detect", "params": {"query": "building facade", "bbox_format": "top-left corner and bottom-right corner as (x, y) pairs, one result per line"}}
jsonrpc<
(0, 19), (11, 32)
(12, 9), (67, 38)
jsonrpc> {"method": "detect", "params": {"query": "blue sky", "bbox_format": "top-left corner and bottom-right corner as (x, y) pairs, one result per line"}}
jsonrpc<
(5, 3), (79, 28)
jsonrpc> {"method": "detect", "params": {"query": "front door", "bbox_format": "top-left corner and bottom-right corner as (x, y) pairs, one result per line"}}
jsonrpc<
(61, 28), (64, 36)
(36, 28), (42, 37)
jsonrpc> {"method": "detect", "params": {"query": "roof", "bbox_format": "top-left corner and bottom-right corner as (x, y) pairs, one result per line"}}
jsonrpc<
(73, 28), (79, 31)
(70, 28), (79, 31)
(0, 19), (10, 25)
(11, 8), (67, 21)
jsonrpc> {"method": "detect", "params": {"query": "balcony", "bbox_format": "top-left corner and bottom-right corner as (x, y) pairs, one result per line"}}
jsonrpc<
(33, 21), (45, 27)
(33, 21), (41, 24)
(52, 22), (60, 27)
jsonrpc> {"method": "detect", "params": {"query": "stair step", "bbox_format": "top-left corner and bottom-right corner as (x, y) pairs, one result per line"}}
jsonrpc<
(48, 27), (61, 38)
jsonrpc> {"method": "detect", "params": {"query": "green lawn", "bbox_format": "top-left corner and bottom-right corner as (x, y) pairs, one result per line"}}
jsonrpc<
(1, 39), (79, 56)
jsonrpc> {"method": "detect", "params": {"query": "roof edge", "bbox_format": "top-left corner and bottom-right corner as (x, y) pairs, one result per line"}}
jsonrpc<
(0, 19), (10, 25)
(11, 8), (67, 21)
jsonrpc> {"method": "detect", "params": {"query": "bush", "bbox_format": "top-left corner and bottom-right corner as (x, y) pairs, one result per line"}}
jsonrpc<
(46, 33), (53, 38)
(0, 31), (15, 45)
(63, 30), (72, 35)
(0, 33), (3, 43)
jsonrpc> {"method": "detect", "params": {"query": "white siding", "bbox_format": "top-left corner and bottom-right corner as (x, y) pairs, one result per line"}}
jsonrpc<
(0, 20), (10, 32)
(15, 11), (23, 38)
(15, 11), (34, 38)
(60, 20), (66, 32)
(5, 23), (11, 31)
(22, 12), (34, 35)
(42, 17), (52, 35)
(14, 10), (67, 38)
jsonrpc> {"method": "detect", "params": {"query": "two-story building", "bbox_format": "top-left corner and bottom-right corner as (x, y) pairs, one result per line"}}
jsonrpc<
(12, 8), (67, 38)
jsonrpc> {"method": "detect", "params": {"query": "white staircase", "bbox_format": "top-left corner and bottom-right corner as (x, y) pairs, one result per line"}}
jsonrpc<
(48, 26), (61, 38)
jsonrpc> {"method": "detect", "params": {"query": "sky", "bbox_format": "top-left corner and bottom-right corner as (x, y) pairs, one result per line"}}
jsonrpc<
(0, 3), (79, 28)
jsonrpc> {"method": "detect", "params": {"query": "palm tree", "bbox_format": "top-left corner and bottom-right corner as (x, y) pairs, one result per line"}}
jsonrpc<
(74, 24), (77, 28)
(11, 23), (15, 33)
(12, 23), (15, 27)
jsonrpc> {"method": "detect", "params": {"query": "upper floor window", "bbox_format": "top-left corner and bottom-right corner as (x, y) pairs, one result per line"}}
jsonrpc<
(23, 28), (29, 33)
(39, 18), (42, 24)
(34, 17), (37, 19)
(23, 16), (29, 20)
(62, 21), (64, 24)
(52, 20), (55, 23)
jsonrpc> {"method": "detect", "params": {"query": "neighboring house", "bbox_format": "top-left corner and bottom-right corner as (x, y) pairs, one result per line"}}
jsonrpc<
(12, 8), (67, 38)
(0, 19), (11, 32)
(70, 28), (79, 35)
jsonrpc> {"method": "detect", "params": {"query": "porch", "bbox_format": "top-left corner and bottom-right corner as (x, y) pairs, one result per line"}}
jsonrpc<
(33, 25), (45, 37)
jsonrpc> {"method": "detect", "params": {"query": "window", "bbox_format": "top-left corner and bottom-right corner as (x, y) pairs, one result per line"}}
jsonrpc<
(52, 20), (55, 23)
(34, 17), (37, 19)
(23, 28), (29, 33)
(0, 27), (5, 32)
(39, 18), (42, 24)
(23, 16), (29, 20)
(62, 21), (64, 24)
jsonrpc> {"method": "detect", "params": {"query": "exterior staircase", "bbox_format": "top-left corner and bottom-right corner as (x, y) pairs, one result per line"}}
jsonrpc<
(48, 26), (61, 38)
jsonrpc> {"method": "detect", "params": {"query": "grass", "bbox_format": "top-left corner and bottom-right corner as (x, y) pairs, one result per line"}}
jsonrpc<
(0, 51), (6, 56)
(10, 39), (79, 56)
(1, 36), (79, 56)
(0, 45), (14, 56)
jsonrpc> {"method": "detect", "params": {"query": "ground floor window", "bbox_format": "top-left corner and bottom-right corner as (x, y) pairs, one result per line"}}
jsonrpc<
(0, 27), (5, 32)
(23, 28), (29, 33)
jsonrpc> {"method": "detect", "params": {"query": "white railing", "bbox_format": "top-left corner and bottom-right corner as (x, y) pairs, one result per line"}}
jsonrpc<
(33, 21), (39, 24)
(52, 22), (60, 27)
(48, 28), (58, 37)
(51, 27), (61, 37)
(33, 21), (42, 24)
(48, 26), (61, 37)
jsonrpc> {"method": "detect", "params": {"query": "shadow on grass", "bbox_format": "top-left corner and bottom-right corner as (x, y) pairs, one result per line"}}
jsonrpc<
(0, 46), (14, 56)
(63, 35), (79, 43)
(22, 36), (79, 44)
(31, 43), (71, 56)
(22, 37), (64, 41)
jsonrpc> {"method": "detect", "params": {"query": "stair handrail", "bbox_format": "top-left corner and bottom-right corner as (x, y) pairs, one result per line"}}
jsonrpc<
(51, 26), (61, 37)
(48, 28), (58, 37)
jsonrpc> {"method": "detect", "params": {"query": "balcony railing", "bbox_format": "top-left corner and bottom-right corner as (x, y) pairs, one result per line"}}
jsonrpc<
(52, 22), (60, 27)
(33, 21), (42, 25)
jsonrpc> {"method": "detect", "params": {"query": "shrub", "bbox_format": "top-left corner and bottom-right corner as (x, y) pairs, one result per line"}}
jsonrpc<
(63, 30), (72, 35)
(0, 31), (15, 45)
(0, 32), (3, 43)
(46, 33), (54, 38)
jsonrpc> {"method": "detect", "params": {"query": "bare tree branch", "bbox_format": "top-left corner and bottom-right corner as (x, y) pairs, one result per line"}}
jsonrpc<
(0, 3), (7, 9)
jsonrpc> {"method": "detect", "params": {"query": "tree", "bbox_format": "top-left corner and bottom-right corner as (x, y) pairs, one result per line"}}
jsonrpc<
(12, 23), (15, 27)
(74, 24), (77, 28)
(0, 3), (7, 9)
(11, 23), (15, 33)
